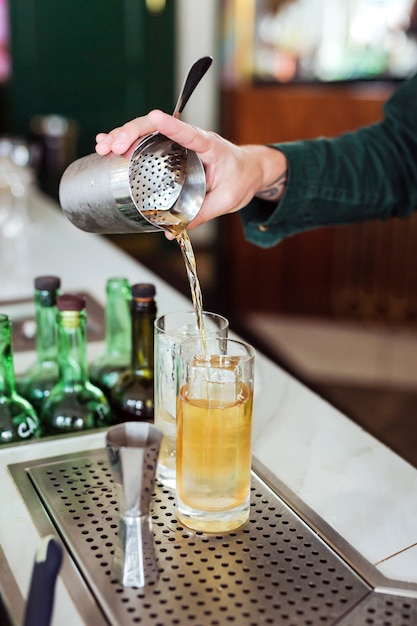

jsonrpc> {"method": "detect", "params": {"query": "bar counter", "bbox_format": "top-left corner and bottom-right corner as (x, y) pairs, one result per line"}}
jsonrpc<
(1, 191), (417, 625)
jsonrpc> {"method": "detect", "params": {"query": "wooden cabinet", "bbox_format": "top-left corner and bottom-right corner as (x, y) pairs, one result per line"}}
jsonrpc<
(221, 82), (394, 144)
(217, 82), (413, 323)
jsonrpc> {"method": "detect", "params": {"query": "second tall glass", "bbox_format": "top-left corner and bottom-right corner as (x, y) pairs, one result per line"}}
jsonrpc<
(176, 336), (255, 533)
(154, 310), (228, 489)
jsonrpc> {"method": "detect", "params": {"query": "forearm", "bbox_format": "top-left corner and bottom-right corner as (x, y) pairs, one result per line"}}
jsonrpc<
(242, 75), (417, 248)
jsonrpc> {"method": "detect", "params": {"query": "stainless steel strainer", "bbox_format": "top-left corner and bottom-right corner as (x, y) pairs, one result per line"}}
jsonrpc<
(126, 56), (212, 216)
(128, 134), (186, 214)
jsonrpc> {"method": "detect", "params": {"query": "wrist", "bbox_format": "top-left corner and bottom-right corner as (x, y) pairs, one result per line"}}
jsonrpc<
(253, 146), (288, 202)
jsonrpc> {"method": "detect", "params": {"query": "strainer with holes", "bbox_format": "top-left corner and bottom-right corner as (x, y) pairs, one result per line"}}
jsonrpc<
(58, 138), (205, 235)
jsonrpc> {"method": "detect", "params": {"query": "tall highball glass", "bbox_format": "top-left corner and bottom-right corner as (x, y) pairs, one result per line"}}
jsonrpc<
(176, 336), (255, 533)
(154, 310), (228, 489)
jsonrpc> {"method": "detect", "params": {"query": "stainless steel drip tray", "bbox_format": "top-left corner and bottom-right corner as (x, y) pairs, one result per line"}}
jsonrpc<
(7, 450), (417, 626)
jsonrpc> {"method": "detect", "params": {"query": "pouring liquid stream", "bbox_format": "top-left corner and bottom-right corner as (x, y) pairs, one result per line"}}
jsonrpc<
(176, 230), (206, 348)
(147, 210), (207, 347)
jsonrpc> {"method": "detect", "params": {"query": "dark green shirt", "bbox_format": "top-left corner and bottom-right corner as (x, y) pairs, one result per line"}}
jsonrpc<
(241, 73), (417, 248)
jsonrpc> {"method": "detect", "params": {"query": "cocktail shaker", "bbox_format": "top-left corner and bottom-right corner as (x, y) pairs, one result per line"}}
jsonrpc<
(58, 137), (205, 235)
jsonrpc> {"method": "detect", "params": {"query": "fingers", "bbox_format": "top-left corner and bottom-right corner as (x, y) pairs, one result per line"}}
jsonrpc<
(147, 110), (214, 155)
(95, 114), (162, 155)
(95, 109), (215, 158)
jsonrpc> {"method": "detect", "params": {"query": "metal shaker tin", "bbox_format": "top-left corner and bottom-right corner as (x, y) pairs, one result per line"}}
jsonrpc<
(58, 135), (205, 234)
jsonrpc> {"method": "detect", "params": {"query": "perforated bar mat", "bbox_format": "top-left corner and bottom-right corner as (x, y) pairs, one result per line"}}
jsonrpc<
(9, 449), (417, 626)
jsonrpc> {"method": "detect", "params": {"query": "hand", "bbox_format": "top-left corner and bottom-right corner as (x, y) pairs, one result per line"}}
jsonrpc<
(96, 110), (287, 232)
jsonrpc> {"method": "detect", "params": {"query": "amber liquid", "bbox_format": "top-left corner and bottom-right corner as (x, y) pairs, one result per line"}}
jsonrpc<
(175, 230), (205, 338)
(146, 216), (212, 492)
(153, 214), (206, 338)
(176, 381), (253, 511)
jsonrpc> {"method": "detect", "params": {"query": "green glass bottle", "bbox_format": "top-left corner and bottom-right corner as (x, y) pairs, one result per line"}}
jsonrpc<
(89, 277), (131, 397)
(0, 314), (41, 444)
(17, 275), (61, 413)
(41, 293), (112, 435)
(110, 283), (156, 423)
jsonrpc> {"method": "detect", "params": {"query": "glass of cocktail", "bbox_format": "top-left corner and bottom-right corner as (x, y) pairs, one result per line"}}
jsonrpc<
(176, 336), (255, 533)
(154, 311), (229, 489)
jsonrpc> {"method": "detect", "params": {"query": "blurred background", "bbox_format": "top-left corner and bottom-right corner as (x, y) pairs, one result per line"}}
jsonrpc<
(1, 0), (417, 464)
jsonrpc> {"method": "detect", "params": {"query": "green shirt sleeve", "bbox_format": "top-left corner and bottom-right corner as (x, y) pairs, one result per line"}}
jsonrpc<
(241, 73), (417, 249)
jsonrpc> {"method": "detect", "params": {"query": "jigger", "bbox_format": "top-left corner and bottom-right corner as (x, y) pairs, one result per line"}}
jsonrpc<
(106, 422), (162, 588)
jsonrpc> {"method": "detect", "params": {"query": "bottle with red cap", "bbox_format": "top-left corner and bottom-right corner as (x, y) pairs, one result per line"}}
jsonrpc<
(17, 275), (61, 414)
(40, 293), (112, 434)
(110, 283), (156, 423)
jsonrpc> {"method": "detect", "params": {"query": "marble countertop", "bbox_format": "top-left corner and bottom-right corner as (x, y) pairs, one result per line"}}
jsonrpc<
(1, 190), (417, 625)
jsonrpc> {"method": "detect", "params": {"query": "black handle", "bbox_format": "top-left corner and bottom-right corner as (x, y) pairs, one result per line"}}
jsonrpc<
(175, 56), (213, 117)
(23, 536), (63, 626)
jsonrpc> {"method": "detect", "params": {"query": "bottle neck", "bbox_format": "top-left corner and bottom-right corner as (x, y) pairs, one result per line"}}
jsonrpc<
(34, 292), (59, 363)
(0, 318), (16, 397)
(57, 310), (89, 385)
(105, 291), (131, 357)
(130, 302), (156, 377)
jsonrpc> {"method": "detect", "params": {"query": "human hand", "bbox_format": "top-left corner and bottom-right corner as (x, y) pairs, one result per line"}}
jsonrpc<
(95, 110), (287, 233)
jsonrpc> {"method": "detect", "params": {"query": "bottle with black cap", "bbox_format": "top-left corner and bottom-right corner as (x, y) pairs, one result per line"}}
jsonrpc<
(0, 313), (41, 444)
(110, 283), (156, 423)
(40, 293), (112, 434)
(17, 275), (61, 414)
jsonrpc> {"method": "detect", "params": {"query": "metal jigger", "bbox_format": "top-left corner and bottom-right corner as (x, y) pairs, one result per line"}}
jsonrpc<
(106, 422), (162, 588)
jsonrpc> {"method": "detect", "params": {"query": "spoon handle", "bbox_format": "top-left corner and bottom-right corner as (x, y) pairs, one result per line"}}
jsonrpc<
(172, 56), (213, 119)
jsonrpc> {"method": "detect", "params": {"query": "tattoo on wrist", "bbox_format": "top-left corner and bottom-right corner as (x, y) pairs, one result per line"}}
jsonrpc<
(256, 171), (287, 201)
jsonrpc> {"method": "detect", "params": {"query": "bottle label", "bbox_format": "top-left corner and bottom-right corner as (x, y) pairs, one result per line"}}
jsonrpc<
(17, 416), (39, 439)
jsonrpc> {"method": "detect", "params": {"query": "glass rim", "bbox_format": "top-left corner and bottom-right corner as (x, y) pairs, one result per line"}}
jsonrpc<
(180, 336), (255, 360)
(154, 309), (229, 332)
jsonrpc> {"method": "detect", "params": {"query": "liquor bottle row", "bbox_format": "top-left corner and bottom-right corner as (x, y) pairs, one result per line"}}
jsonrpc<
(0, 276), (157, 445)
